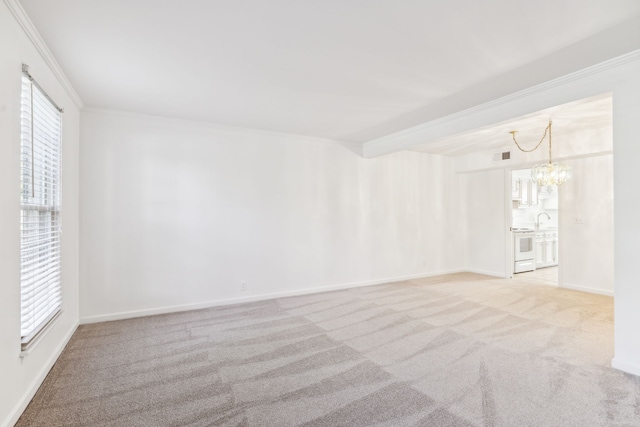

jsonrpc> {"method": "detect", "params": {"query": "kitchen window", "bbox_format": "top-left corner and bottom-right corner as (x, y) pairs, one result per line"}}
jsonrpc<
(20, 66), (64, 351)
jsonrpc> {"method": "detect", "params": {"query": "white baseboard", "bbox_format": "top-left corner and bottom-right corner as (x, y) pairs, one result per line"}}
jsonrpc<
(3, 321), (78, 427)
(612, 358), (640, 377)
(80, 269), (464, 324)
(560, 283), (614, 297)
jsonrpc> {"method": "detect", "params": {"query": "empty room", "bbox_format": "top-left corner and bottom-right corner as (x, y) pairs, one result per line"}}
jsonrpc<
(3, 1), (640, 426)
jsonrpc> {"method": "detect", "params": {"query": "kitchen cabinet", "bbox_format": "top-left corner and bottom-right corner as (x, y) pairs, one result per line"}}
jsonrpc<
(535, 233), (545, 268)
(512, 178), (522, 199)
(513, 178), (538, 208)
(535, 231), (558, 268)
(543, 239), (554, 264)
(529, 180), (538, 206)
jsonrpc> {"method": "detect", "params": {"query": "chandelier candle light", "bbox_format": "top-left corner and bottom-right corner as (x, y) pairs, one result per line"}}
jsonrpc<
(510, 120), (572, 186)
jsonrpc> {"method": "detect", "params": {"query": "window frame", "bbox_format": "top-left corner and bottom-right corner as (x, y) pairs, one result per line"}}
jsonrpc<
(19, 67), (64, 352)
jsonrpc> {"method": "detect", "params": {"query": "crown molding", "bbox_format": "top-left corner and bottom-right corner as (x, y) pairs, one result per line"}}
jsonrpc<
(4, 0), (84, 110)
(363, 49), (640, 157)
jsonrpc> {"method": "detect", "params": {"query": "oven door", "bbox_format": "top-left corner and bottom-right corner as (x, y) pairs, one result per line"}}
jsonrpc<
(514, 233), (534, 261)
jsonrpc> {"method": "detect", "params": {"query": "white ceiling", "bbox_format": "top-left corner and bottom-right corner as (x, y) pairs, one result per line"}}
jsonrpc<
(19, 0), (640, 143)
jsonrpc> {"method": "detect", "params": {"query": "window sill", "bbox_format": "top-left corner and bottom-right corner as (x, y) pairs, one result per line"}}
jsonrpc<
(20, 309), (63, 358)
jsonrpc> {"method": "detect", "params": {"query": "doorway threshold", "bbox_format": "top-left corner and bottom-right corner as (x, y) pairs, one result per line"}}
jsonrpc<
(513, 266), (558, 287)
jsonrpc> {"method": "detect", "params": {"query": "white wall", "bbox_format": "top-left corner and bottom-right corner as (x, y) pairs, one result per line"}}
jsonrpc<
(0, 4), (80, 427)
(611, 67), (640, 376)
(559, 155), (614, 295)
(464, 169), (508, 277)
(79, 110), (466, 322)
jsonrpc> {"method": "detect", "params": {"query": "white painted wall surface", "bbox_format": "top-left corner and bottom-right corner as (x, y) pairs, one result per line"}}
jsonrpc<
(559, 155), (614, 295)
(611, 63), (640, 377)
(464, 169), (508, 277)
(79, 110), (466, 322)
(0, 4), (80, 427)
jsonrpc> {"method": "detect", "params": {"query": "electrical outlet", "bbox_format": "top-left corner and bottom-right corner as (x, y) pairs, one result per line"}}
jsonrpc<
(241, 282), (247, 292)
(574, 216), (583, 224)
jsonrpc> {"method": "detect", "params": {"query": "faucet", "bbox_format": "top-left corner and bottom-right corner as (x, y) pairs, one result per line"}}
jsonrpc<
(536, 212), (551, 229)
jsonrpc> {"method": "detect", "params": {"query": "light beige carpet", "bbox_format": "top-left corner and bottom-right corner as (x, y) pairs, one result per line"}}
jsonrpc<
(16, 272), (640, 426)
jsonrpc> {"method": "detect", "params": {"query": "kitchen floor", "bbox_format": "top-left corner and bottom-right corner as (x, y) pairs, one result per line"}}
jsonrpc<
(514, 266), (558, 286)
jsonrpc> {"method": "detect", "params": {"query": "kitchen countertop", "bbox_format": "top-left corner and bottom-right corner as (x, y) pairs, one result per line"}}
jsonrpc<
(512, 229), (534, 233)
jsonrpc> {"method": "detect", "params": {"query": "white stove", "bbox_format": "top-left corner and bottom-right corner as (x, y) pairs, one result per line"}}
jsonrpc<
(513, 230), (535, 273)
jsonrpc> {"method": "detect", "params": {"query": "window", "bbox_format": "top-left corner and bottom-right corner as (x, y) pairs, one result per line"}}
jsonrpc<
(20, 67), (63, 351)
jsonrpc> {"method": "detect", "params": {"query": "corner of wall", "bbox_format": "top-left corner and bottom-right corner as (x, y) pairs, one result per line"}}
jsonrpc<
(611, 358), (640, 378)
(2, 321), (78, 427)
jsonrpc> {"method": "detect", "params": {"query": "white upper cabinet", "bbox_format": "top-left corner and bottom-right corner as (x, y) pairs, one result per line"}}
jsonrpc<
(513, 177), (539, 208)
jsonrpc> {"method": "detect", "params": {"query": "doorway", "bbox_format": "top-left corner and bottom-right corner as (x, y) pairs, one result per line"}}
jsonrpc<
(509, 168), (559, 286)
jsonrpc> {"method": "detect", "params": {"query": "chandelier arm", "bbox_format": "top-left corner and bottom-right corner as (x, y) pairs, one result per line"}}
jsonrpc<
(548, 121), (552, 164)
(510, 122), (551, 153)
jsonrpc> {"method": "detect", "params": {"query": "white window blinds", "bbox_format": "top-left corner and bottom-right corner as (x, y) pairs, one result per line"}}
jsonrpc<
(20, 72), (63, 350)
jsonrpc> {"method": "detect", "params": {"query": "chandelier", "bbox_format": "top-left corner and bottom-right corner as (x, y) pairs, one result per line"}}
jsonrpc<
(510, 120), (571, 186)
